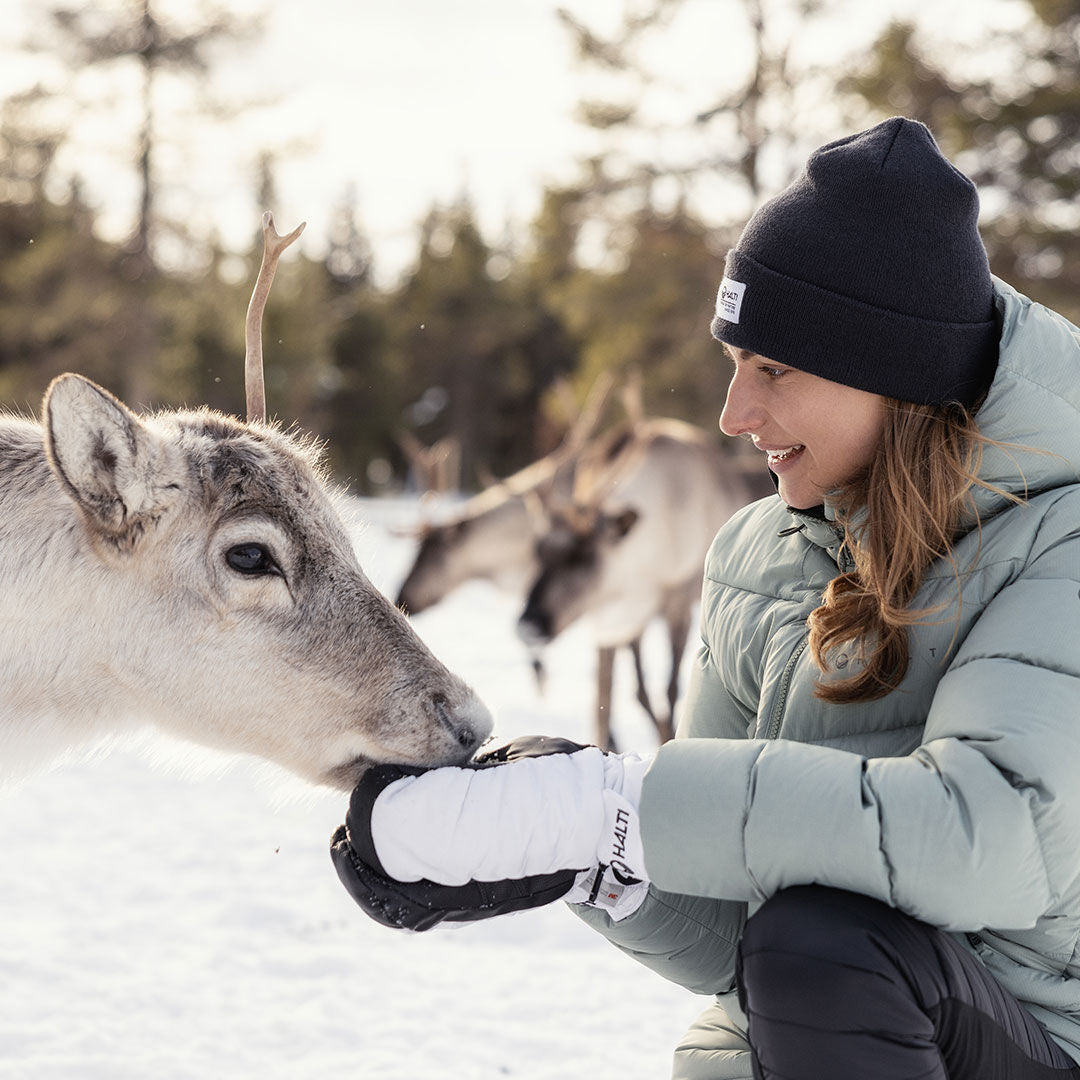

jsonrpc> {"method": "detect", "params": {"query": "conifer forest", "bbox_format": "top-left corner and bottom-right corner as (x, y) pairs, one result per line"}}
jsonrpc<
(2, 0), (1077, 494)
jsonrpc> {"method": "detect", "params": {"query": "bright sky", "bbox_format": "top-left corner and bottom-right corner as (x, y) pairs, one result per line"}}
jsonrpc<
(2, 0), (1022, 282)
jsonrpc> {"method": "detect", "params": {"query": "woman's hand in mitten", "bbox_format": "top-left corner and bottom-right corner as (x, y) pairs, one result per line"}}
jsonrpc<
(330, 736), (652, 930)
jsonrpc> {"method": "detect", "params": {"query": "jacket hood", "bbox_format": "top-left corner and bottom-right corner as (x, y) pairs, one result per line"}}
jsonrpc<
(969, 278), (1080, 518)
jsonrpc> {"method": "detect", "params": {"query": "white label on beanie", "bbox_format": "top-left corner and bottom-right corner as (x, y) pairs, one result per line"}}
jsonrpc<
(716, 277), (746, 323)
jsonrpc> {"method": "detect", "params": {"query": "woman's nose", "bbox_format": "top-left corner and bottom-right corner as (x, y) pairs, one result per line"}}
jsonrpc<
(719, 371), (763, 437)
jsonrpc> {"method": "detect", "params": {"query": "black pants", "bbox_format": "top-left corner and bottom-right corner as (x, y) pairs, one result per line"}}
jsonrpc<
(736, 886), (1080, 1079)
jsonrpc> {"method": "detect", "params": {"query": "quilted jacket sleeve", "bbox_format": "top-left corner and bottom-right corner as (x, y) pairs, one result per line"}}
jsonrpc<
(570, 886), (747, 995)
(568, 623), (753, 993)
(639, 491), (1080, 933)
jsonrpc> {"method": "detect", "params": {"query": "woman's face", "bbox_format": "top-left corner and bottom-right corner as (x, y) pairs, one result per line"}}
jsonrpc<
(719, 348), (887, 510)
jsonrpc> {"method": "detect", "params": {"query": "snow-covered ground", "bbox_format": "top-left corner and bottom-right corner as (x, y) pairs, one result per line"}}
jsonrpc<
(0, 496), (703, 1079)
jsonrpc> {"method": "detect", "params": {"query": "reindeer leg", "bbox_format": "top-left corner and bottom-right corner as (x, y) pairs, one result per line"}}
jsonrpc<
(659, 581), (696, 743)
(531, 652), (547, 695)
(629, 637), (661, 730)
(596, 646), (616, 752)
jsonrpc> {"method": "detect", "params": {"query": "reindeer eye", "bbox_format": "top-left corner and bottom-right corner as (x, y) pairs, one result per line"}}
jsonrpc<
(225, 543), (282, 577)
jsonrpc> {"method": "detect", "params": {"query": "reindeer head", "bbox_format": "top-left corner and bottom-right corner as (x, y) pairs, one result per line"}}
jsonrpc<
(32, 209), (494, 788)
(516, 500), (640, 646)
(395, 491), (546, 615)
(393, 371), (618, 619)
(395, 517), (474, 615)
(39, 374), (492, 788)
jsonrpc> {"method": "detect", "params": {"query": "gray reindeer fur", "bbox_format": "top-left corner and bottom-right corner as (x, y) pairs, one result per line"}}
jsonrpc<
(0, 375), (491, 788)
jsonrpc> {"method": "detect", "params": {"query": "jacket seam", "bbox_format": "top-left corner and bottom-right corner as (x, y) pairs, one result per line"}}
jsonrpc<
(867, 760), (900, 906)
(742, 744), (769, 899)
(998, 359), (1080, 416)
(805, 718), (927, 741)
(945, 652), (1080, 682)
(703, 574), (820, 604)
(1024, 489), (1080, 570)
(642, 890), (747, 950)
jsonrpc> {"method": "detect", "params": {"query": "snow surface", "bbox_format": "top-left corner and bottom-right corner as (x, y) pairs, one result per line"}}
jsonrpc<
(0, 496), (703, 1079)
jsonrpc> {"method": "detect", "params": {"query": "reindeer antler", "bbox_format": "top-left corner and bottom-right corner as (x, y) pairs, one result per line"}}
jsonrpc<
(619, 367), (646, 425)
(552, 370), (615, 463)
(245, 211), (306, 423)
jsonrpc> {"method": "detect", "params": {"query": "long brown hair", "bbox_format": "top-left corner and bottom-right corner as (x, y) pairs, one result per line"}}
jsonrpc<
(807, 398), (1024, 704)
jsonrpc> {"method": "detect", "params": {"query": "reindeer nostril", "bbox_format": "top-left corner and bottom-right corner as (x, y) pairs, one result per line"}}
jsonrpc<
(430, 693), (476, 750)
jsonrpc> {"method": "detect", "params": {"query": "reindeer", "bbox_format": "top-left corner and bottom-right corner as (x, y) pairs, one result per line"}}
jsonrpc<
(394, 374), (613, 633)
(394, 451), (576, 618)
(0, 213), (492, 791)
(517, 418), (751, 750)
(393, 375), (636, 706)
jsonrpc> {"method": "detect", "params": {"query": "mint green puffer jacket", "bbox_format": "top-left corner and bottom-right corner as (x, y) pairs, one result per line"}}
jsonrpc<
(573, 278), (1080, 1079)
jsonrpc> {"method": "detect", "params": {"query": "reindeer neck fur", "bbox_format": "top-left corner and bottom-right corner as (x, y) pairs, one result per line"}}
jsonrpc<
(0, 413), (136, 775)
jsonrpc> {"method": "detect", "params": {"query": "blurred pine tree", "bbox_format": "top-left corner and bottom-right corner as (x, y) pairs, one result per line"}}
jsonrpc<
(842, 3), (1080, 320)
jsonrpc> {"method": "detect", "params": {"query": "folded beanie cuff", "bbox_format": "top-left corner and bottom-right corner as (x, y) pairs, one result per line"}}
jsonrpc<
(711, 250), (999, 407)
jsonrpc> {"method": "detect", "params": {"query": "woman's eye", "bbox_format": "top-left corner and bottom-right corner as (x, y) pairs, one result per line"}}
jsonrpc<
(759, 365), (789, 379)
(225, 543), (282, 577)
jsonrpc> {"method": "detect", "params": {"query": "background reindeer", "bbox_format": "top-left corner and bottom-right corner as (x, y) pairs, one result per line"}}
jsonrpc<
(394, 449), (576, 621)
(0, 214), (491, 790)
(395, 375), (612, 617)
(518, 416), (753, 750)
(394, 375), (616, 694)
(392, 376), (697, 726)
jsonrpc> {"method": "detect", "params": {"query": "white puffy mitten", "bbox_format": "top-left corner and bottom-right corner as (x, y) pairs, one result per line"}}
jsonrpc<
(337, 738), (653, 928)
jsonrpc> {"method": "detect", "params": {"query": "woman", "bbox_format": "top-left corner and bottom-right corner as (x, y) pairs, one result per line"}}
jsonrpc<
(331, 117), (1080, 1078)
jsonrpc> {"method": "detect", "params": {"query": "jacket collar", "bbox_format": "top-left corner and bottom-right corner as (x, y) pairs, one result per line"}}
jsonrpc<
(780, 502), (853, 571)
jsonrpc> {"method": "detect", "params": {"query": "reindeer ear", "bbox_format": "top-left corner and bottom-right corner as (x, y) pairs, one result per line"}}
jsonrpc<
(43, 374), (179, 546)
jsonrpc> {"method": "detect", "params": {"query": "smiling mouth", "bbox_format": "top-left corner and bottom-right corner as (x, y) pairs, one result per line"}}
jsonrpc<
(763, 444), (805, 467)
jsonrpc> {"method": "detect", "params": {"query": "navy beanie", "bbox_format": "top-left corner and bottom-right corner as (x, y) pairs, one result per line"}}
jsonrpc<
(710, 117), (999, 407)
